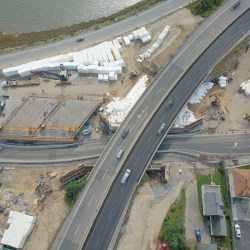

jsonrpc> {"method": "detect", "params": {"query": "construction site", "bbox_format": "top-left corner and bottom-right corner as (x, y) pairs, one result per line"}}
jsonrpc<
(0, 6), (250, 250)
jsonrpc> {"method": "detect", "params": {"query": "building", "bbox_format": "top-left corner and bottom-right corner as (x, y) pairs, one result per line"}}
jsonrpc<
(1, 211), (36, 249)
(201, 185), (227, 236)
(228, 168), (250, 200)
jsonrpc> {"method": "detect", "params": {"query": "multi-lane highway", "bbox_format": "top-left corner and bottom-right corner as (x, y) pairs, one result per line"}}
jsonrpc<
(1, 134), (250, 164)
(0, 0), (190, 69)
(51, 1), (250, 249)
(83, 9), (250, 250)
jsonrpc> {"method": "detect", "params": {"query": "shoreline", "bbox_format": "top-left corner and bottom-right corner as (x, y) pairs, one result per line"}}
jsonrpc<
(0, 0), (164, 55)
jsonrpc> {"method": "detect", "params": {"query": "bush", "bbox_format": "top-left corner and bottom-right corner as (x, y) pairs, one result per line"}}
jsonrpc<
(64, 174), (89, 205)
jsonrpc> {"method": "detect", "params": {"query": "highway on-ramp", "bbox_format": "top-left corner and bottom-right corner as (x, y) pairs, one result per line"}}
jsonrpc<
(51, 1), (250, 249)
(83, 9), (250, 250)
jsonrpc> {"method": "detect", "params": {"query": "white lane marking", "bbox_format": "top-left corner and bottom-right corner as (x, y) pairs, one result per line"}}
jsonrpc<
(196, 40), (202, 47)
(160, 116), (165, 122)
(183, 54), (189, 61)
(147, 135), (153, 144)
(102, 168), (109, 180)
(156, 87), (162, 95)
(108, 208), (113, 219)
(170, 70), (175, 77)
(233, 142), (238, 147)
(142, 106), (148, 113)
(209, 28), (214, 34)
(94, 237), (101, 249)
(88, 195), (94, 207)
(74, 225), (80, 238)
(134, 158), (139, 166)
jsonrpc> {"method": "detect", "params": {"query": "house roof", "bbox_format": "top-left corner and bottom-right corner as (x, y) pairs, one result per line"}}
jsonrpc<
(210, 215), (227, 236)
(197, 243), (217, 250)
(231, 168), (250, 197)
(203, 192), (224, 216)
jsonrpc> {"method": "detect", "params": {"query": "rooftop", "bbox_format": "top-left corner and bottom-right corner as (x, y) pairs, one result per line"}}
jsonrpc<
(231, 168), (250, 198)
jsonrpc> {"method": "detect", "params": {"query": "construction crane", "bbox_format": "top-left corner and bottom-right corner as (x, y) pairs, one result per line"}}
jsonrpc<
(31, 64), (69, 82)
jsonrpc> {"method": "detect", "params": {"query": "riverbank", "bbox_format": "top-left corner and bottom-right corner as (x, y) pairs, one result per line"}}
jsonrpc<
(0, 0), (163, 55)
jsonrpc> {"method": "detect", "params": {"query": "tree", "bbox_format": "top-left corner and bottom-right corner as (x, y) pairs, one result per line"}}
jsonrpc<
(64, 174), (88, 205)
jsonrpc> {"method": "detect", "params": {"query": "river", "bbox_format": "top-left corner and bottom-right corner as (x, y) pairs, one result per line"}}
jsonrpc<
(0, 0), (141, 34)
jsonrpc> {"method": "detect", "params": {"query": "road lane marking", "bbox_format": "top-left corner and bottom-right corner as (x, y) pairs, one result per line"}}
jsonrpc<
(108, 208), (113, 219)
(134, 158), (139, 166)
(196, 40), (202, 47)
(94, 237), (100, 249)
(74, 225), (80, 238)
(147, 135), (153, 144)
(102, 168), (109, 180)
(183, 54), (189, 61)
(209, 28), (214, 34)
(170, 70), (175, 77)
(88, 195), (94, 207)
(156, 87), (162, 95)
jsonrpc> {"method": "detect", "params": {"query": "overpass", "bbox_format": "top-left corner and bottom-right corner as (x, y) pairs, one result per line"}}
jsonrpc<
(51, 1), (250, 249)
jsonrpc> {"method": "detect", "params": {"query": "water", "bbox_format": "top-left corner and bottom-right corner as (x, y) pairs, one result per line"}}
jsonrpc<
(0, 0), (141, 34)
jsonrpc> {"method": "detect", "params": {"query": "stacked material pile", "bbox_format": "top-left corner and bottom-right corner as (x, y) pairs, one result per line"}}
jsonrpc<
(1, 211), (36, 249)
(218, 76), (227, 88)
(137, 25), (170, 63)
(173, 106), (197, 127)
(131, 26), (151, 44)
(105, 75), (148, 128)
(240, 79), (250, 95)
(189, 82), (214, 104)
(3, 40), (124, 80)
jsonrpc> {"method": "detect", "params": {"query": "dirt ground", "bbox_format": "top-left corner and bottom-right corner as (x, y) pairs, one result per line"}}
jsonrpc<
(0, 164), (82, 250)
(116, 163), (218, 250)
(189, 36), (250, 132)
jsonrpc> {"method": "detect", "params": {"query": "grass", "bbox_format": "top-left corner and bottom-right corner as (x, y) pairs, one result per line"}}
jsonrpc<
(197, 167), (232, 250)
(239, 165), (250, 169)
(139, 172), (149, 186)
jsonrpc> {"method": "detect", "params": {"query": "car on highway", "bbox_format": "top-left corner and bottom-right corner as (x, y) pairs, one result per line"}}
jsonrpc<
(157, 123), (166, 135)
(121, 169), (131, 184)
(232, 1), (241, 10)
(234, 224), (241, 238)
(166, 99), (174, 109)
(116, 149), (124, 160)
(195, 227), (201, 242)
(76, 36), (85, 42)
(121, 128), (129, 139)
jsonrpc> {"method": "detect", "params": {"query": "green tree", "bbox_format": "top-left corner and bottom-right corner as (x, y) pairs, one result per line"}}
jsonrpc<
(64, 175), (89, 205)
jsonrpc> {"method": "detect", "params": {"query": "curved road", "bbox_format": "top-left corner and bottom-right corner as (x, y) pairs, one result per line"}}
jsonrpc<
(51, 1), (250, 250)
(1, 134), (250, 164)
(83, 9), (250, 250)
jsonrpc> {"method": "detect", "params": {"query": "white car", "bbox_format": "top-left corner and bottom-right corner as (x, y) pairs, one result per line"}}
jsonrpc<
(234, 224), (241, 238)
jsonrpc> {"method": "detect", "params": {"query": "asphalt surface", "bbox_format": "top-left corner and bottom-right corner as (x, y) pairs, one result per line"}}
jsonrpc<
(0, 0), (190, 70)
(83, 10), (250, 250)
(1, 134), (250, 164)
(233, 221), (250, 250)
(50, 1), (250, 249)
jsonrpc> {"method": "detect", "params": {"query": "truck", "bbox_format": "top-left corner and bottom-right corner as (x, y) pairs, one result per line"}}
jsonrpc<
(1, 78), (40, 88)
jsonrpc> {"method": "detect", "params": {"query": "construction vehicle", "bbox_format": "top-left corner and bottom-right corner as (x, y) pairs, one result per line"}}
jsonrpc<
(210, 94), (221, 107)
(1, 78), (40, 88)
(31, 64), (70, 83)
(129, 71), (138, 79)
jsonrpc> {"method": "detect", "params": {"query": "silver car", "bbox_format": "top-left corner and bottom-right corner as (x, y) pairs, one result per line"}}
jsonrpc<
(234, 224), (241, 238)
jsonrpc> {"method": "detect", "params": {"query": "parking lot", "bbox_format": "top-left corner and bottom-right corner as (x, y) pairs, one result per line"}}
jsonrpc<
(233, 221), (250, 250)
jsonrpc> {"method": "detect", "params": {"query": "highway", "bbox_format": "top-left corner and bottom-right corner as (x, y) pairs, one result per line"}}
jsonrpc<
(83, 10), (250, 250)
(0, 0), (190, 69)
(1, 134), (250, 164)
(50, 0), (250, 249)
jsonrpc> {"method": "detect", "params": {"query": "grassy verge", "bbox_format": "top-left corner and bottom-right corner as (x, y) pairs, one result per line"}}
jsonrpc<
(197, 167), (232, 249)
(139, 172), (149, 186)
(0, 0), (164, 54)
(239, 165), (250, 169)
(159, 189), (187, 250)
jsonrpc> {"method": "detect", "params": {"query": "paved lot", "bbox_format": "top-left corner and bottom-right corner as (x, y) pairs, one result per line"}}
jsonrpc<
(233, 221), (250, 250)
(185, 169), (211, 248)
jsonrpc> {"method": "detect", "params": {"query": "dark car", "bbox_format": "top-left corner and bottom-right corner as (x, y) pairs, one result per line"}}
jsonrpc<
(76, 36), (85, 42)
(195, 227), (201, 242)
(232, 1), (241, 10)
(121, 128), (129, 139)
(166, 99), (174, 109)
